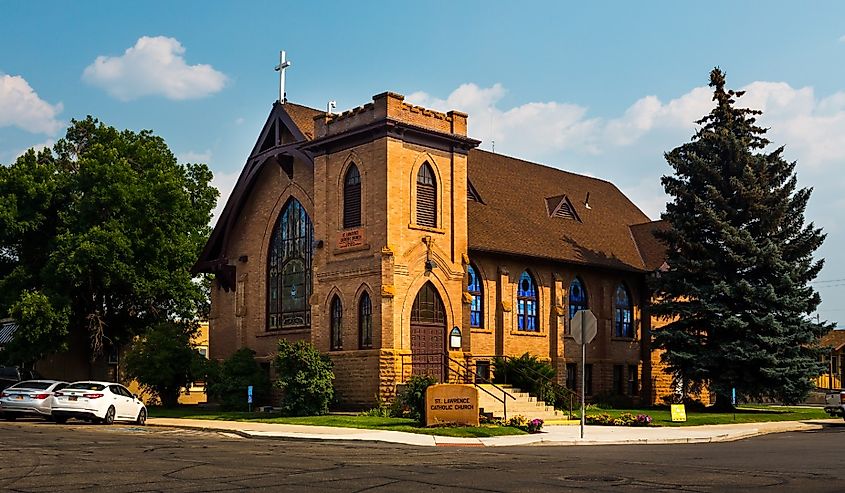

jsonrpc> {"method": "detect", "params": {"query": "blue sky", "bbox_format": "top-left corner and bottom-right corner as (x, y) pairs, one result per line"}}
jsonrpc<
(1, 1), (844, 327)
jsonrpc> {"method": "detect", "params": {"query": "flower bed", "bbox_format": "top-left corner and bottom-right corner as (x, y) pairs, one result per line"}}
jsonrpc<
(585, 412), (652, 426)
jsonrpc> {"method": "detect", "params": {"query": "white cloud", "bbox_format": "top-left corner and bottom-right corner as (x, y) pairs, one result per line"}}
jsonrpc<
(839, 34), (845, 43)
(177, 149), (212, 164)
(210, 169), (240, 224)
(234, 117), (245, 125)
(83, 36), (227, 101)
(0, 74), (63, 134)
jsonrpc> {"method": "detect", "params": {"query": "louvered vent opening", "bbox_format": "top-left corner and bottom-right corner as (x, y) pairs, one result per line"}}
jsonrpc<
(417, 184), (437, 227)
(545, 194), (581, 222)
(343, 165), (362, 228)
(467, 179), (483, 203)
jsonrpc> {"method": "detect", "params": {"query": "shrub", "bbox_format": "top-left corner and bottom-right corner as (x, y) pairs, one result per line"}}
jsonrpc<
(273, 340), (334, 416)
(585, 412), (652, 427)
(394, 374), (438, 423)
(206, 348), (271, 411)
(123, 321), (204, 408)
(526, 418), (544, 433)
(493, 353), (558, 404)
(591, 391), (634, 409)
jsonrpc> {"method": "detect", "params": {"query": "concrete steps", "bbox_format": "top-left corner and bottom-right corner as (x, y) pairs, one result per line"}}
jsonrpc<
(475, 384), (570, 421)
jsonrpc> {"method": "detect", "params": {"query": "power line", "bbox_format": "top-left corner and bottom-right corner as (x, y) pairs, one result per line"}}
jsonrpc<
(811, 278), (845, 284)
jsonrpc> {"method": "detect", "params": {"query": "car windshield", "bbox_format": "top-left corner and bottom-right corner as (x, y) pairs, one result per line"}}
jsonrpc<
(9, 381), (52, 390)
(66, 383), (106, 391)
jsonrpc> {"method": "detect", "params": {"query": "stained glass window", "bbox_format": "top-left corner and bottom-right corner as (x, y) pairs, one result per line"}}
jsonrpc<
(267, 198), (313, 330)
(359, 292), (372, 349)
(517, 271), (538, 332)
(330, 295), (342, 350)
(614, 284), (634, 338)
(411, 282), (444, 324)
(467, 264), (483, 328)
(568, 277), (588, 334)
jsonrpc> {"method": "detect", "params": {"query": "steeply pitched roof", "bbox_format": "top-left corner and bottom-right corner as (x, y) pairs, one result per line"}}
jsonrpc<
(467, 149), (657, 272)
(630, 220), (670, 271)
(821, 329), (845, 351)
(282, 102), (323, 140)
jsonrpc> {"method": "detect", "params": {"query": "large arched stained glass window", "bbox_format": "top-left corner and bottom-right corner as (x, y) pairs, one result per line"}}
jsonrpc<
(568, 277), (588, 334)
(267, 198), (314, 330)
(359, 292), (373, 349)
(517, 271), (538, 332)
(343, 164), (361, 229)
(416, 162), (437, 228)
(330, 295), (343, 350)
(467, 264), (483, 328)
(614, 284), (634, 338)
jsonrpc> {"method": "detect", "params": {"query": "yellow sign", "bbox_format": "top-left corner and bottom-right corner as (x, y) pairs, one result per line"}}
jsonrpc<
(671, 404), (687, 422)
(425, 384), (479, 427)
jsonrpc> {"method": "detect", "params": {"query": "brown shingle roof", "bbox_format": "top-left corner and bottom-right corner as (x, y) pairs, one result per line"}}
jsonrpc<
(821, 330), (845, 351)
(467, 149), (653, 271)
(630, 220), (670, 271)
(282, 102), (323, 140)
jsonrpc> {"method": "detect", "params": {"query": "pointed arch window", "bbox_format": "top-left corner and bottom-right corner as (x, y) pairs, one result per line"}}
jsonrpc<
(416, 162), (437, 228)
(614, 284), (634, 338)
(568, 277), (588, 334)
(343, 164), (361, 229)
(467, 264), (483, 328)
(330, 295), (343, 350)
(411, 281), (445, 324)
(359, 292), (373, 349)
(517, 271), (538, 332)
(267, 198), (314, 330)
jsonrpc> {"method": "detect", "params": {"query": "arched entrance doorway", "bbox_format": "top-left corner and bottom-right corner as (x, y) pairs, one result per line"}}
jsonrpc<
(410, 281), (446, 380)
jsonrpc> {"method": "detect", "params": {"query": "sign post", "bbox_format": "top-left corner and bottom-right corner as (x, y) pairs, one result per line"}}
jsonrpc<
(247, 385), (253, 413)
(571, 309), (597, 439)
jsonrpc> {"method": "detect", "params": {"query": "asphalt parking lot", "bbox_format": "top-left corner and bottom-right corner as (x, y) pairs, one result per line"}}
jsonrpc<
(1, 419), (844, 492)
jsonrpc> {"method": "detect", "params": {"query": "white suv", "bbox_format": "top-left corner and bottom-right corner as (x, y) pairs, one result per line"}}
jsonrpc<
(51, 381), (147, 425)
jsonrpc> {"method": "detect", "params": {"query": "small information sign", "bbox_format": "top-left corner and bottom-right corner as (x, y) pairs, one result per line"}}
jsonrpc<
(247, 385), (253, 404)
(670, 404), (687, 422)
(337, 228), (365, 250)
(425, 384), (479, 427)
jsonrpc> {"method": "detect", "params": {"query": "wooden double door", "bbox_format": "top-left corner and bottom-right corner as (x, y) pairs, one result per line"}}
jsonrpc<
(410, 282), (446, 381)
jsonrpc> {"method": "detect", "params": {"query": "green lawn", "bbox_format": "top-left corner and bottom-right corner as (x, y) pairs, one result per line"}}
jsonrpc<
(147, 408), (526, 438)
(579, 405), (830, 427)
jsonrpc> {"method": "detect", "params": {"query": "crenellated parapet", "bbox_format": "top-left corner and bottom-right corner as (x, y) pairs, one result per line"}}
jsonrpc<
(314, 92), (468, 139)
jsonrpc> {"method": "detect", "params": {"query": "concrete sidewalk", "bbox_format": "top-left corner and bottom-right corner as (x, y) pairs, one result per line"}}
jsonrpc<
(146, 417), (838, 447)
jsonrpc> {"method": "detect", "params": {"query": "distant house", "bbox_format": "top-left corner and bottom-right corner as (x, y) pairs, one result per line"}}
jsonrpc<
(817, 329), (845, 390)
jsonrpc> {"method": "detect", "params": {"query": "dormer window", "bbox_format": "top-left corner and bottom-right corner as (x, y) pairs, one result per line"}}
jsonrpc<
(545, 195), (581, 221)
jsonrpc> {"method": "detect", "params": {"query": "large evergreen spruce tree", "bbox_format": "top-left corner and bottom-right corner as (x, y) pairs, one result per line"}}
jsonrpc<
(652, 68), (829, 407)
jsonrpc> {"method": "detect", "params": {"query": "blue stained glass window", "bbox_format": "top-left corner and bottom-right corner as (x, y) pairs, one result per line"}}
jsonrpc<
(614, 284), (634, 338)
(568, 277), (589, 331)
(517, 271), (537, 331)
(467, 264), (483, 328)
(268, 198), (313, 330)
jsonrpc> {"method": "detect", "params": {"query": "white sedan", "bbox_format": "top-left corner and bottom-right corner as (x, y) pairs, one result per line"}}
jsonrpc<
(51, 381), (147, 425)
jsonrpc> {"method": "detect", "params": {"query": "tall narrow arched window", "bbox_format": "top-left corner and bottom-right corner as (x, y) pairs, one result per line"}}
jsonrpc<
(343, 164), (361, 229)
(614, 284), (634, 338)
(267, 198), (314, 330)
(516, 271), (538, 332)
(359, 292), (372, 349)
(416, 162), (437, 228)
(568, 277), (588, 334)
(467, 264), (483, 328)
(330, 295), (343, 350)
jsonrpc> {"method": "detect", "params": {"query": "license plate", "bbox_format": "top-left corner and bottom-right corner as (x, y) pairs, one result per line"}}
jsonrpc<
(69, 396), (77, 401)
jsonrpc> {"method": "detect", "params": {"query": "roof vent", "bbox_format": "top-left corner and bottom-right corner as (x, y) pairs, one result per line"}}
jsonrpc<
(467, 179), (484, 204)
(545, 195), (581, 222)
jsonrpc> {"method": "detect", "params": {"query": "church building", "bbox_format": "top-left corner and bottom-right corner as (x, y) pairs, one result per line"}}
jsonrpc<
(194, 87), (670, 407)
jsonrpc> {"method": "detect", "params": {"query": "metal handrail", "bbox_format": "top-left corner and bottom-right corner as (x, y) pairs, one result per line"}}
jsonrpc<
(445, 355), (515, 420)
(474, 354), (580, 418)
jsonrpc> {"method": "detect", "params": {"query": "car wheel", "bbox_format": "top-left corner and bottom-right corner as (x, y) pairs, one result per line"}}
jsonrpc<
(136, 408), (146, 426)
(103, 406), (115, 425)
(54, 416), (67, 424)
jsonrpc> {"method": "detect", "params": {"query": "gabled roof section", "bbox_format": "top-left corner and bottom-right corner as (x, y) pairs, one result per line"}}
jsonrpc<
(467, 149), (652, 271)
(821, 329), (845, 352)
(193, 102), (324, 286)
(629, 220), (670, 272)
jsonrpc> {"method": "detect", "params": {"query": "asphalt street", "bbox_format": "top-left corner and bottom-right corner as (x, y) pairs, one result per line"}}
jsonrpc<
(1, 419), (844, 492)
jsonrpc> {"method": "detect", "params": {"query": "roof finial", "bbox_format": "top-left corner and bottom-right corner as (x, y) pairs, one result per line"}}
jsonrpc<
(274, 50), (291, 103)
